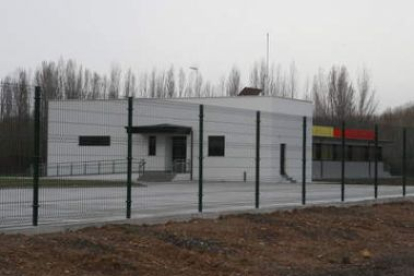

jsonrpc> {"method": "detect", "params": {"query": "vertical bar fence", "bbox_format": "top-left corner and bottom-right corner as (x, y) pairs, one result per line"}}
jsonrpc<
(198, 104), (204, 213)
(1, 87), (414, 230)
(255, 111), (261, 209)
(302, 117), (307, 205)
(126, 97), (133, 219)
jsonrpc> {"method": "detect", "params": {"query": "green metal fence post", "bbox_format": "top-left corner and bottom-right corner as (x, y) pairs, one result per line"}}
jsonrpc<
(198, 105), (204, 213)
(341, 121), (346, 202)
(32, 86), (41, 226)
(190, 130), (194, 181)
(402, 127), (407, 197)
(302, 117), (307, 205)
(255, 111), (261, 209)
(126, 97), (133, 219)
(374, 124), (379, 199)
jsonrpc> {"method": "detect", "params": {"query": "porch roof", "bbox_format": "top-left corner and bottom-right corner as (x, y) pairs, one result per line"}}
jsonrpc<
(128, 124), (192, 134)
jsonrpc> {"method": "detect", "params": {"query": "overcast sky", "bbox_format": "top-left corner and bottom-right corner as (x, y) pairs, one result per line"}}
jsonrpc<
(1, 0), (413, 109)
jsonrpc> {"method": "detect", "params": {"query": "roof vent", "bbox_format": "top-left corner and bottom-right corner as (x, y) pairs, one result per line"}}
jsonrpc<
(238, 87), (263, 96)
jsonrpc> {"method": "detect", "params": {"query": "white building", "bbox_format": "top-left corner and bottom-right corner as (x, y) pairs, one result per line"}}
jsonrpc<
(46, 93), (313, 183)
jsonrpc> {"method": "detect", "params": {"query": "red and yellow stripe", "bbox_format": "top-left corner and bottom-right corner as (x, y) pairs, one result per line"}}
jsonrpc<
(313, 125), (375, 141)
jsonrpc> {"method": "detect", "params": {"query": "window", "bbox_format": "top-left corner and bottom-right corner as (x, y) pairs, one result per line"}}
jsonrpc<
(346, 146), (354, 161)
(333, 144), (342, 161)
(364, 146), (370, 161)
(79, 136), (110, 146)
(353, 146), (367, 161)
(321, 144), (333, 161)
(313, 143), (322, 161)
(377, 146), (383, 161)
(208, 136), (225, 157)
(148, 136), (156, 156)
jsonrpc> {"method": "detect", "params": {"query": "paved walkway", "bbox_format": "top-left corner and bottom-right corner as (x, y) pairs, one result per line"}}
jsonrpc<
(0, 181), (413, 229)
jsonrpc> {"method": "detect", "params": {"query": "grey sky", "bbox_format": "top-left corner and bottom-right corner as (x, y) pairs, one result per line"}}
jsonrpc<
(1, 0), (413, 109)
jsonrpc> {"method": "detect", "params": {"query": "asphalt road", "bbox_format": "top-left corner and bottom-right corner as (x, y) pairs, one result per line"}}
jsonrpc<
(0, 181), (412, 229)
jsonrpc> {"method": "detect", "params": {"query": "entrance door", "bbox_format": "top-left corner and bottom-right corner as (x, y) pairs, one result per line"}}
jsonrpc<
(172, 137), (187, 173)
(280, 144), (286, 176)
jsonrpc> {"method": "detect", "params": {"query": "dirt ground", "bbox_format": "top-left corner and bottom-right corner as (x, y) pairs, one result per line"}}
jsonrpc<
(1, 201), (414, 276)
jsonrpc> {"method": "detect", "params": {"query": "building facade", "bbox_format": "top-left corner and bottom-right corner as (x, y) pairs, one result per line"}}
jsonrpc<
(46, 96), (313, 183)
(312, 125), (392, 179)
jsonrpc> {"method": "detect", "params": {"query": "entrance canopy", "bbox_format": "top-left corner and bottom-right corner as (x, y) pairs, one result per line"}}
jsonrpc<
(128, 124), (192, 134)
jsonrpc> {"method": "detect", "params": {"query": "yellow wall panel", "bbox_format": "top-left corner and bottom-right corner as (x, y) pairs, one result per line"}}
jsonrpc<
(313, 126), (334, 138)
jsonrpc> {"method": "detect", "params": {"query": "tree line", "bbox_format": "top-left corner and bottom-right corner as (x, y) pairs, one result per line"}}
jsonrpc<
(0, 58), (303, 101)
(1, 58), (381, 118)
(312, 66), (378, 124)
(4, 57), (414, 176)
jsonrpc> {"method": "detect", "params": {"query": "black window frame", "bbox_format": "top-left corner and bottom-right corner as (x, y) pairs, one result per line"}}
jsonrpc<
(148, 136), (156, 156)
(347, 145), (353, 161)
(333, 144), (342, 161)
(313, 143), (322, 161)
(208, 136), (225, 157)
(79, 136), (111, 146)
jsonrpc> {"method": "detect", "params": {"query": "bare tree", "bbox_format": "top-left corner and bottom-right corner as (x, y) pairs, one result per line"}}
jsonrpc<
(218, 75), (226, 96)
(202, 81), (214, 97)
(149, 69), (157, 98)
(57, 58), (66, 99)
(14, 70), (30, 121)
(178, 68), (186, 98)
(0, 76), (13, 120)
(249, 60), (267, 93)
(303, 75), (311, 101)
(75, 66), (84, 99)
(313, 66), (360, 122)
(357, 68), (378, 121)
(156, 71), (166, 98)
(380, 104), (414, 127)
(102, 75), (109, 99)
(329, 66), (355, 121)
(124, 68), (136, 98)
(83, 69), (91, 99)
(90, 72), (101, 99)
(139, 73), (149, 98)
(108, 65), (121, 99)
(165, 66), (175, 98)
(35, 61), (61, 100)
(270, 64), (284, 96)
(64, 59), (78, 99)
(312, 69), (330, 120)
(185, 72), (194, 97)
(268, 64), (276, 96)
(249, 63), (260, 89)
(288, 61), (298, 98)
(226, 66), (241, 96)
(194, 73), (203, 97)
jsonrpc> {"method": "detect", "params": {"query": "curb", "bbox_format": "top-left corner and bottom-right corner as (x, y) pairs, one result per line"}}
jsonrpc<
(1, 197), (413, 235)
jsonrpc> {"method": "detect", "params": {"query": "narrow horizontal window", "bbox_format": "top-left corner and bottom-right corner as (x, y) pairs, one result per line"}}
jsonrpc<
(79, 136), (110, 146)
(208, 136), (225, 157)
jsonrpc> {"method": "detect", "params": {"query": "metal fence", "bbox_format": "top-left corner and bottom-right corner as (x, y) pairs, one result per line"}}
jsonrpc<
(0, 85), (413, 229)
